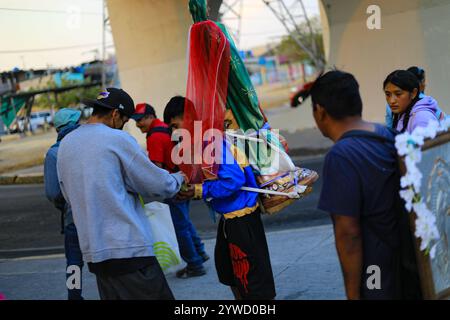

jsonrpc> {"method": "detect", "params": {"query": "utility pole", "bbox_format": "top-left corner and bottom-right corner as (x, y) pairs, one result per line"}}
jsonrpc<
(262, 0), (324, 69)
(220, 0), (245, 47)
(20, 56), (26, 70)
(101, 0), (107, 89)
(208, 0), (223, 21)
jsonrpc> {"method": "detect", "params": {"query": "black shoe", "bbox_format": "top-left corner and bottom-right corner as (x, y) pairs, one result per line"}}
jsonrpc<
(200, 252), (210, 263)
(175, 266), (206, 278)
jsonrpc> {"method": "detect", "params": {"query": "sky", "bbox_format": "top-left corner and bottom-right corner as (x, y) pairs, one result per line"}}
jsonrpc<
(225, 0), (320, 50)
(0, 0), (320, 72)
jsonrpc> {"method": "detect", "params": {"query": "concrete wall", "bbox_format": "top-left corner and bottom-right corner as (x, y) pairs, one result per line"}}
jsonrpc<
(106, 0), (192, 142)
(320, 0), (450, 123)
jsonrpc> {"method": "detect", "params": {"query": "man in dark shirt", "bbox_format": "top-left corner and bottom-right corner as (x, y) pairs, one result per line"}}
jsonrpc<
(310, 70), (405, 299)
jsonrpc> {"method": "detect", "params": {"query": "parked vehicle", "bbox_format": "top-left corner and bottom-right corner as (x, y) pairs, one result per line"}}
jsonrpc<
(290, 81), (315, 108)
(17, 111), (52, 132)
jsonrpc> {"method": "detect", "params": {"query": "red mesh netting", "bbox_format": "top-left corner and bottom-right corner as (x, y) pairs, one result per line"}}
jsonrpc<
(180, 21), (231, 183)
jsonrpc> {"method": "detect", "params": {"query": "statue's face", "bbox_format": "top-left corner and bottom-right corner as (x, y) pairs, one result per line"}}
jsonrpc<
(224, 109), (239, 130)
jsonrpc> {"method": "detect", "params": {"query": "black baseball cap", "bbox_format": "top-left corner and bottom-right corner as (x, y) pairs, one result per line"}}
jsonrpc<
(131, 103), (156, 121)
(83, 88), (135, 117)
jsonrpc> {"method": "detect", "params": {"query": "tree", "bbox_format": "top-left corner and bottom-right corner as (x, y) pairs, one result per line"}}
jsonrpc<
(276, 17), (325, 65)
(263, 0), (325, 69)
(33, 79), (100, 111)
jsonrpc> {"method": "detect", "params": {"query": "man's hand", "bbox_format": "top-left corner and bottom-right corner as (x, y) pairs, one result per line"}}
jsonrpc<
(179, 172), (189, 185)
(177, 184), (195, 201)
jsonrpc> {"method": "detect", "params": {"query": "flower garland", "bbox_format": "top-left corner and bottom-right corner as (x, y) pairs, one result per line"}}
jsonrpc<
(395, 117), (450, 258)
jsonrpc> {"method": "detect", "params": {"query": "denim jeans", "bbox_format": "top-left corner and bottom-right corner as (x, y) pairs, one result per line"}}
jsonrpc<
(64, 223), (84, 300)
(165, 200), (205, 270)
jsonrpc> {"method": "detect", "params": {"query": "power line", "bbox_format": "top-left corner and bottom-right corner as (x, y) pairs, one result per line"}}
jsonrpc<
(0, 7), (101, 15)
(0, 43), (114, 54)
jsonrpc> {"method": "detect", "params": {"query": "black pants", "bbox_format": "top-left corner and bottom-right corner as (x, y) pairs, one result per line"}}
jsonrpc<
(95, 262), (174, 300)
(215, 209), (276, 300)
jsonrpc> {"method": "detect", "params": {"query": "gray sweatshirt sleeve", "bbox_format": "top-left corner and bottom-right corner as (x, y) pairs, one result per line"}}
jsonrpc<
(123, 148), (184, 200)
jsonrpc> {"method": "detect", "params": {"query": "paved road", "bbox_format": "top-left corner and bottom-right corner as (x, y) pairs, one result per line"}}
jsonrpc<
(0, 225), (345, 300)
(0, 157), (329, 258)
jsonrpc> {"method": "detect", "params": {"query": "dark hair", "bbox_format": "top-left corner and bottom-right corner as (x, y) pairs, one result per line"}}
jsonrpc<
(163, 96), (186, 124)
(92, 105), (113, 117)
(310, 70), (363, 119)
(92, 105), (127, 118)
(407, 66), (425, 83)
(383, 70), (421, 133)
(140, 103), (157, 118)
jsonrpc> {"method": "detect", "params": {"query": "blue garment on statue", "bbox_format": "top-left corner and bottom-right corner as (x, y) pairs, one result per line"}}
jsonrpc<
(65, 223), (84, 300)
(201, 141), (259, 216)
(165, 199), (205, 270)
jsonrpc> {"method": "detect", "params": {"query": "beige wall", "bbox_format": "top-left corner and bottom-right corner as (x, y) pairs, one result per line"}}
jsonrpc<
(320, 0), (450, 123)
(107, 0), (192, 142)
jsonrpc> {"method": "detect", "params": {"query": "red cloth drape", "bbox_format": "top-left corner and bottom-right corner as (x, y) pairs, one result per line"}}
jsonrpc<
(180, 21), (231, 183)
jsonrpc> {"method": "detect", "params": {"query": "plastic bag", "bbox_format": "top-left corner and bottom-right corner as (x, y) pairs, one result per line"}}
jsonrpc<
(142, 201), (182, 274)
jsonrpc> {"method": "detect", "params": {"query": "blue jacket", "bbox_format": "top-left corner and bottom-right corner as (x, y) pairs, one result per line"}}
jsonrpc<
(198, 141), (260, 219)
(44, 124), (79, 229)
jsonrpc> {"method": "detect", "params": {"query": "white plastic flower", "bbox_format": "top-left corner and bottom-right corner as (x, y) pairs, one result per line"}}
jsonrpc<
(430, 243), (438, 259)
(399, 188), (415, 212)
(395, 134), (410, 156)
(396, 119), (448, 258)
(404, 150), (422, 170)
(400, 165), (422, 190)
(440, 116), (450, 130)
(413, 202), (440, 257)
(425, 120), (440, 138)
(409, 131), (425, 146)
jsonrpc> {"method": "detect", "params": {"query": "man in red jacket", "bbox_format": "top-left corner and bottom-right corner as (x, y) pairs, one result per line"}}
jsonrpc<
(132, 103), (177, 172)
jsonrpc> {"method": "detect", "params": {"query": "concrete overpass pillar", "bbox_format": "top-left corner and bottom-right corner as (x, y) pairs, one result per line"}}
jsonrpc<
(106, 0), (192, 142)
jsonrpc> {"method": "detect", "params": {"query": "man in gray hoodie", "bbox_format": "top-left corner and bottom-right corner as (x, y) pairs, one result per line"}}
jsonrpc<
(57, 88), (185, 300)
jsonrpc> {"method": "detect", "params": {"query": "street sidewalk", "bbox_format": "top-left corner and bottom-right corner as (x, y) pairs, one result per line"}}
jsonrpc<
(0, 131), (56, 177)
(0, 224), (345, 300)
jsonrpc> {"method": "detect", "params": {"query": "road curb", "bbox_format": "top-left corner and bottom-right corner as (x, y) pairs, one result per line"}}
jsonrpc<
(0, 173), (44, 185)
(0, 134), (21, 143)
(0, 148), (326, 186)
(0, 157), (45, 175)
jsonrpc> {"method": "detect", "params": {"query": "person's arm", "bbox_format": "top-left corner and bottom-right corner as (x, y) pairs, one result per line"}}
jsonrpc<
(124, 148), (184, 200)
(199, 144), (246, 200)
(44, 148), (65, 210)
(200, 164), (245, 199)
(177, 145), (246, 201)
(318, 151), (363, 299)
(332, 214), (363, 300)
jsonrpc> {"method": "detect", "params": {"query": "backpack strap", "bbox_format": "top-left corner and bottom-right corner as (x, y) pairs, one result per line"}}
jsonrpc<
(146, 126), (171, 138)
(338, 126), (398, 144)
